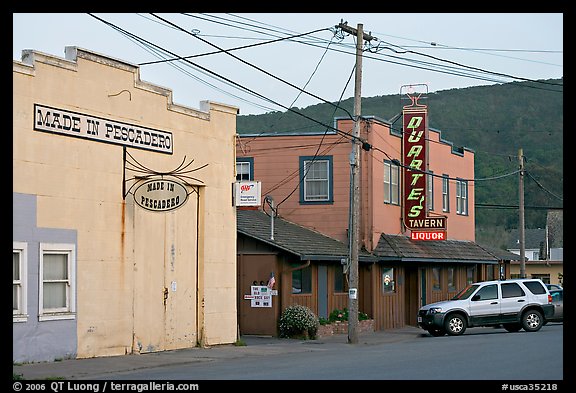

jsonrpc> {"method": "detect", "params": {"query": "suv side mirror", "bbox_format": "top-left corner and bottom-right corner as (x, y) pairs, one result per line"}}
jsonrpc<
(472, 294), (480, 301)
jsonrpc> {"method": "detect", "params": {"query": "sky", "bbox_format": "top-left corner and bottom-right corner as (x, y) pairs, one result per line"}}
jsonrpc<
(13, 13), (563, 116)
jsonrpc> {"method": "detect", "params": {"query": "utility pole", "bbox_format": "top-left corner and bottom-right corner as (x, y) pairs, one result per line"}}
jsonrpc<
(518, 148), (526, 278)
(338, 21), (372, 344)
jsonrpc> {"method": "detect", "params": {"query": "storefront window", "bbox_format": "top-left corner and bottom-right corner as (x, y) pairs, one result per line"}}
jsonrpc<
(467, 266), (476, 284)
(432, 267), (441, 290)
(382, 268), (395, 293)
(448, 268), (456, 291)
(334, 268), (348, 293)
(292, 265), (312, 294)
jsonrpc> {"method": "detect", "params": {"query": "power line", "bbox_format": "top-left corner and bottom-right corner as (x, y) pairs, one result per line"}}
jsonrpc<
(525, 171), (563, 201)
(151, 13), (356, 121)
(88, 13), (362, 145)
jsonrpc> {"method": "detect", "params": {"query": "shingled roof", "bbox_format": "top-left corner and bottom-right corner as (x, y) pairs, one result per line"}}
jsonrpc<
(237, 209), (377, 262)
(373, 234), (501, 264)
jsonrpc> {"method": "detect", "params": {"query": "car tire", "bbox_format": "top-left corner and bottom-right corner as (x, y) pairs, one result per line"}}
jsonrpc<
(444, 313), (467, 336)
(503, 323), (522, 332)
(427, 328), (446, 337)
(521, 309), (544, 332)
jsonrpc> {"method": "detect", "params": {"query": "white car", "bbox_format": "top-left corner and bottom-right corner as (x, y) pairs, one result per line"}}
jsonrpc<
(417, 278), (554, 336)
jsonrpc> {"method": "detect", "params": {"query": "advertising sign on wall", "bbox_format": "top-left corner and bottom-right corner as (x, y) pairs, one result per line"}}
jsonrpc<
(133, 179), (189, 212)
(402, 99), (447, 239)
(234, 181), (262, 207)
(34, 104), (173, 154)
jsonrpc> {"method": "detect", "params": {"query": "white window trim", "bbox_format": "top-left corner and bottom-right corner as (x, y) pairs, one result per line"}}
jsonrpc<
(456, 179), (468, 215)
(304, 159), (330, 202)
(442, 176), (449, 212)
(384, 161), (399, 205)
(236, 161), (251, 181)
(39, 243), (76, 321)
(13, 242), (28, 323)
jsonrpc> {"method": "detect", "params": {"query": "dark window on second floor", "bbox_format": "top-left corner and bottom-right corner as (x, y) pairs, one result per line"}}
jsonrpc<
(236, 157), (254, 181)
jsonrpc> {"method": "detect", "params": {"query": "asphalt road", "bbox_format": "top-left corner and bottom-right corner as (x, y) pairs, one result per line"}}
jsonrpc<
(89, 323), (563, 381)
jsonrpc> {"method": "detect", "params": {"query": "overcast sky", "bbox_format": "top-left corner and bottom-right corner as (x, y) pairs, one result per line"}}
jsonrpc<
(13, 13), (563, 116)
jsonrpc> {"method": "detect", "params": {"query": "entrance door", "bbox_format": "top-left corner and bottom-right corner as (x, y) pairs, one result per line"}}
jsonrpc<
(133, 192), (199, 353)
(237, 254), (279, 336)
(405, 266), (418, 326)
(318, 264), (328, 319)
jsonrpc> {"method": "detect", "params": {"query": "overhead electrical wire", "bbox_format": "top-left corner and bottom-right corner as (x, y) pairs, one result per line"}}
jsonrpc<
(89, 14), (561, 205)
(150, 13), (356, 121)
(88, 13), (362, 145)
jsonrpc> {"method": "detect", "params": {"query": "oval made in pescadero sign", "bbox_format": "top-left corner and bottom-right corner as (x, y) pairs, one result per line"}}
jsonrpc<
(133, 179), (188, 212)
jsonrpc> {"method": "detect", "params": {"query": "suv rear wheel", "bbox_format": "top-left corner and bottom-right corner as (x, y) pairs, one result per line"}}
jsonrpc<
(522, 309), (544, 332)
(445, 313), (467, 336)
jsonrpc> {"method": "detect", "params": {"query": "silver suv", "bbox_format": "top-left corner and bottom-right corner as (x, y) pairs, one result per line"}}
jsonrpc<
(417, 278), (554, 336)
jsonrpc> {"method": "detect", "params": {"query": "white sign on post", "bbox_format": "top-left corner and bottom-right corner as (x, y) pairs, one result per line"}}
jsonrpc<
(243, 285), (272, 308)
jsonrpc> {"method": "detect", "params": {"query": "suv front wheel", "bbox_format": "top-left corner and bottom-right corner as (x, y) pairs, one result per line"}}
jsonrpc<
(444, 313), (467, 336)
(521, 309), (544, 332)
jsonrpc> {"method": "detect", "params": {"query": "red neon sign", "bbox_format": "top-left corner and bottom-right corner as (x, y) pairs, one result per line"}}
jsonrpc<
(402, 94), (447, 239)
(410, 231), (446, 241)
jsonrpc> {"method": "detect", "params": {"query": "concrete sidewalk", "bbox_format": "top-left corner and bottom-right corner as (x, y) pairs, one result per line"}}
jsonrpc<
(13, 327), (423, 380)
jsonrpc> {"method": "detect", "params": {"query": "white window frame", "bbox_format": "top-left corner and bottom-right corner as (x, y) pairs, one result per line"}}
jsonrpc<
(236, 161), (251, 181)
(39, 243), (76, 321)
(456, 179), (468, 215)
(13, 242), (28, 322)
(384, 160), (400, 205)
(427, 171), (434, 211)
(442, 175), (450, 212)
(303, 159), (330, 202)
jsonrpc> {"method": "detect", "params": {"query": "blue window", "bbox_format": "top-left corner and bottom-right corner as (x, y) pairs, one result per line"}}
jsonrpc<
(236, 157), (254, 181)
(299, 156), (333, 204)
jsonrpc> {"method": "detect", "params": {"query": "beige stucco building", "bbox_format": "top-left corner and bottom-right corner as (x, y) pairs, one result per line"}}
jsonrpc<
(13, 47), (238, 362)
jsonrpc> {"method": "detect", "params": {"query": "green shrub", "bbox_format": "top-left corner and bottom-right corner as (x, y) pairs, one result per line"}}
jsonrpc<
(278, 304), (319, 339)
(328, 308), (369, 323)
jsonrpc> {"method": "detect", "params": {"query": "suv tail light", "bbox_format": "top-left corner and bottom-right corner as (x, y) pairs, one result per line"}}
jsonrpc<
(548, 294), (552, 303)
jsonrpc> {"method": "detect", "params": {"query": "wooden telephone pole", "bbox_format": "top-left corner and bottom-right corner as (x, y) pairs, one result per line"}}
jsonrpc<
(519, 148), (526, 278)
(338, 21), (373, 344)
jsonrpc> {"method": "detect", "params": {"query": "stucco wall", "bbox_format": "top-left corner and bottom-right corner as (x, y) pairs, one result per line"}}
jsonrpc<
(13, 47), (238, 360)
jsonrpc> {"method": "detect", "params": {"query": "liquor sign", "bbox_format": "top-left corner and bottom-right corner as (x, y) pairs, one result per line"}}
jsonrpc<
(402, 99), (446, 238)
(410, 230), (446, 241)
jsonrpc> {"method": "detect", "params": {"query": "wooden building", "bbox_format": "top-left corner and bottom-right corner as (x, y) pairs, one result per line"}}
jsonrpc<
(236, 113), (517, 333)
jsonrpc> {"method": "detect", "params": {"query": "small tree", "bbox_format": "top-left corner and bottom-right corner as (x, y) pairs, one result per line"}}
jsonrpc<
(278, 304), (319, 339)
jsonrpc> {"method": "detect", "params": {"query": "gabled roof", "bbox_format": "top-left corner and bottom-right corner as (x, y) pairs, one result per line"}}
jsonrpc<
(373, 234), (501, 264)
(237, 209), (377, 262)
(507, 228), (546, 250)
(477, 245), (522, 262)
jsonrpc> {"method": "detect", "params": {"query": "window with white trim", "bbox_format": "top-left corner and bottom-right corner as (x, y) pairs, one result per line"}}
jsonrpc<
(427, 171), (434, 211)
(456, 179), (468, 215)
(13, 242), (28, 322)
(236, 158), (253, 181)
(384, 160), (400, 205)
(442, 174), (450, 212)
(382, 267), (396, 293)
(300, 156), (332, 203)
(39, 243), (76, 321)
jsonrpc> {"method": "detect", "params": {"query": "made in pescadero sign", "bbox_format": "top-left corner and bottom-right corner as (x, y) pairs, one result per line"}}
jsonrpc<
(133, 179), (188, 212)
(402, 94), (446, 240)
